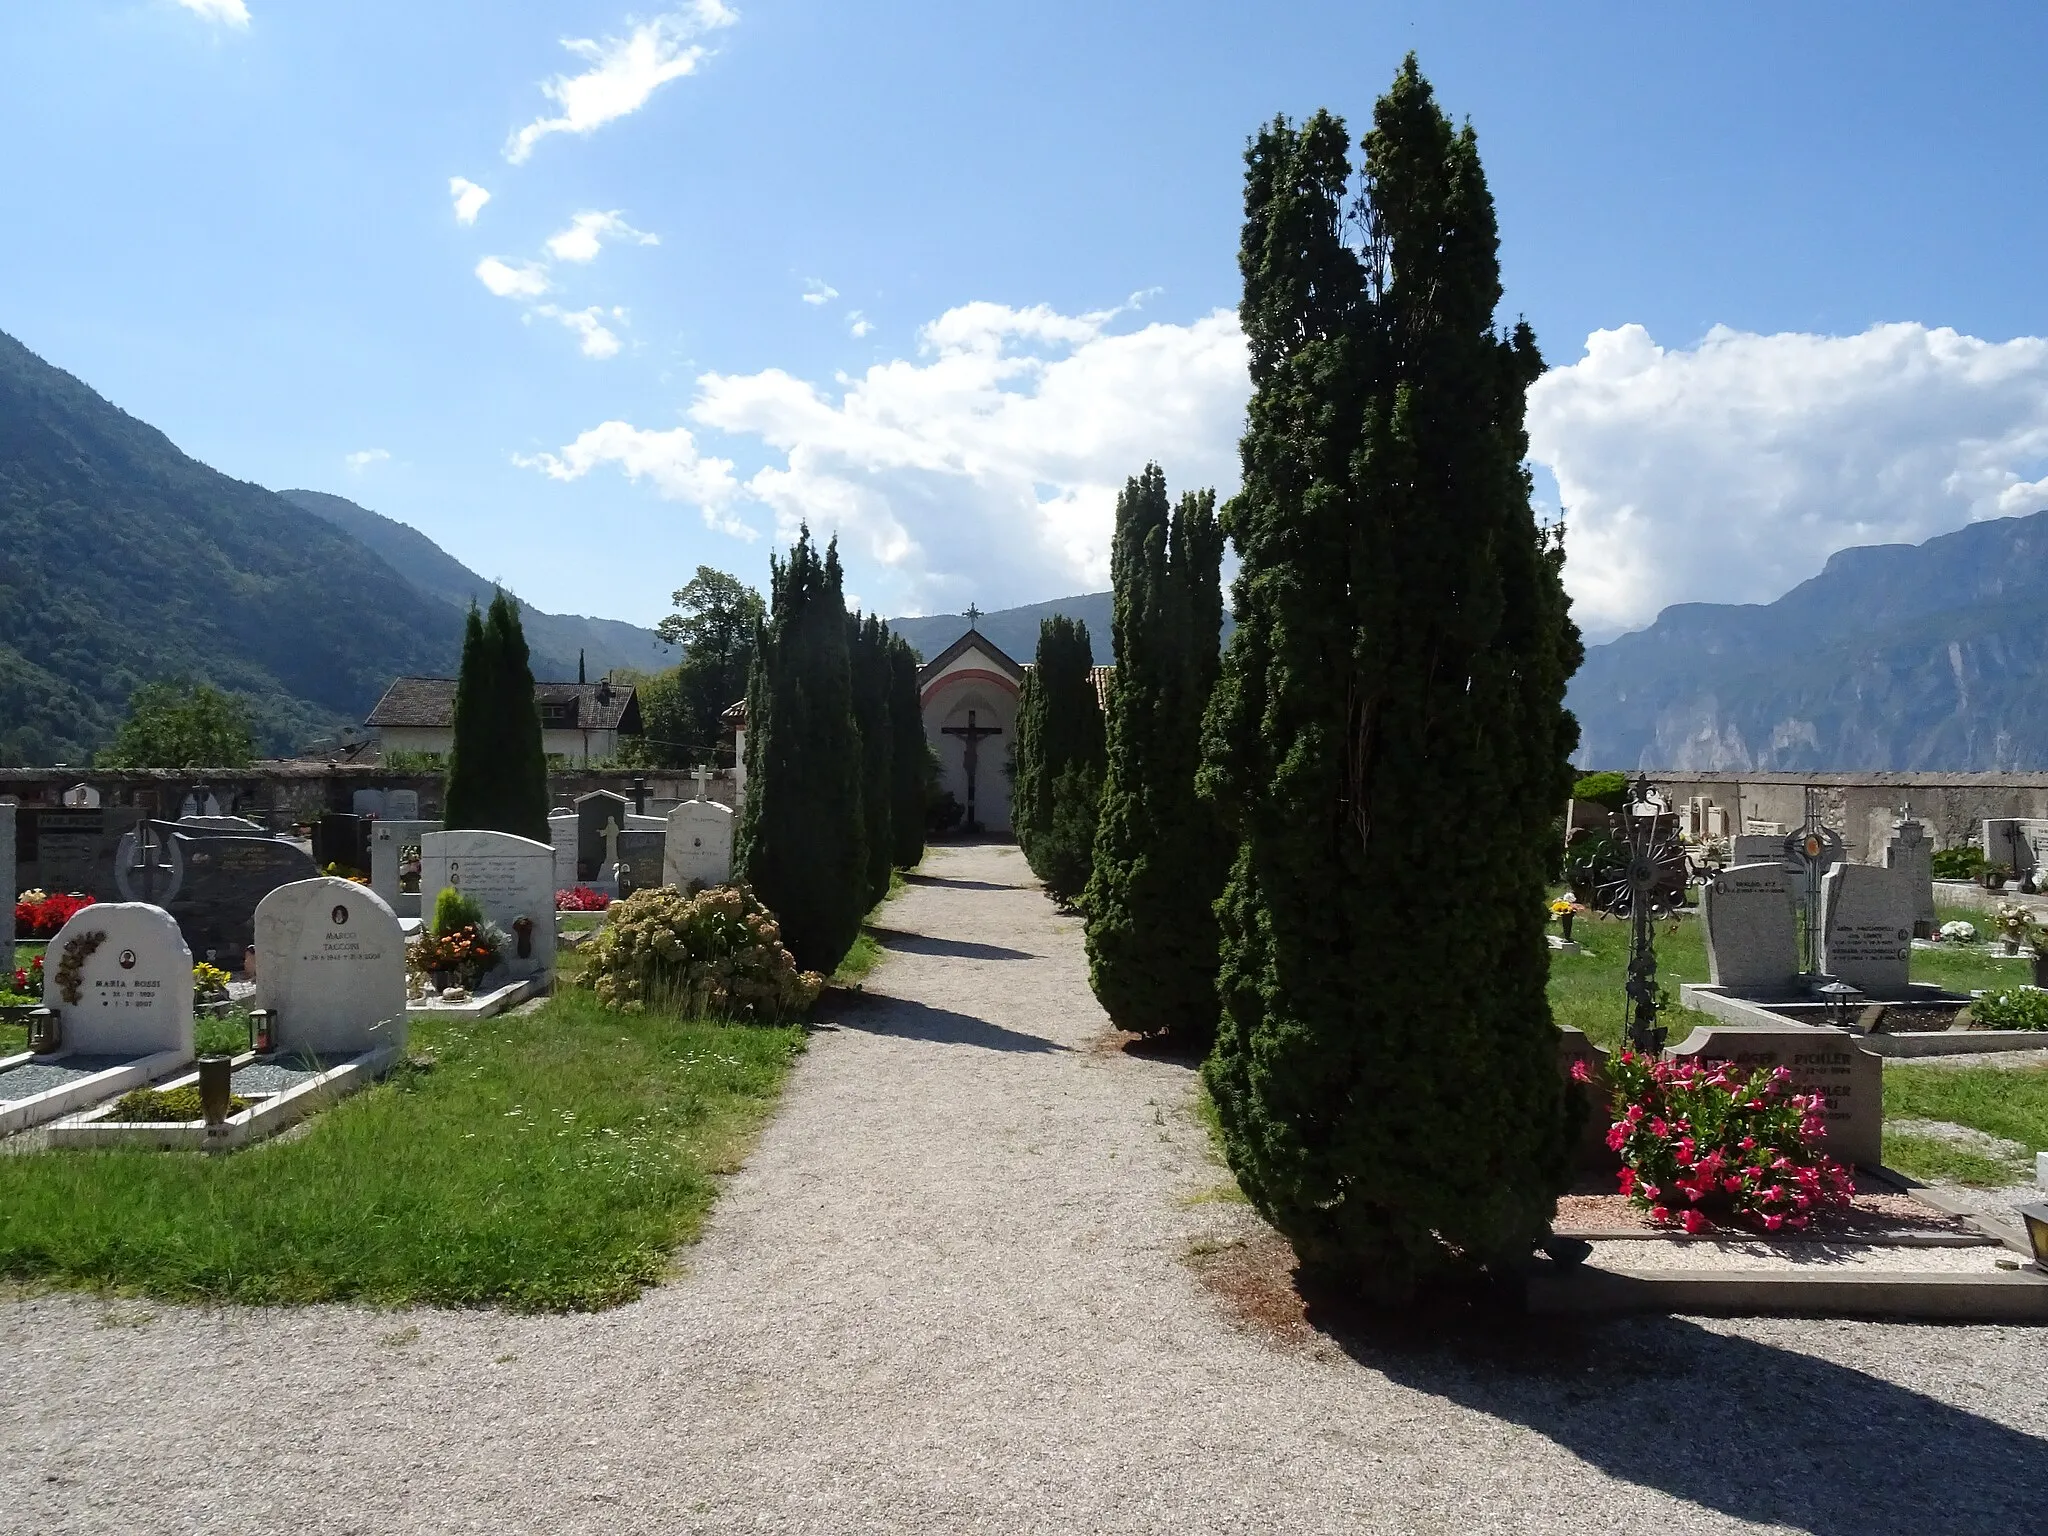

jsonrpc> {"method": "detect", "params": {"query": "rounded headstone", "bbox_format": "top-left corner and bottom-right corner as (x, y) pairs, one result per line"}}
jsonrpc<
(41, 901), (195, 1058)
(254, 877), (408, 1056)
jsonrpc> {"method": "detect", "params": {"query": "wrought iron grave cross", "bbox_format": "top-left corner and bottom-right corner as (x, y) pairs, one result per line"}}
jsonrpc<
(1781, 786), (1843, 976)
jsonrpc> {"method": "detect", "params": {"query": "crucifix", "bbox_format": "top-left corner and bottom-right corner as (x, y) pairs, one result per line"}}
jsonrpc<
(941, 710), (1002, 832)
(1782, 786), (1844, 976)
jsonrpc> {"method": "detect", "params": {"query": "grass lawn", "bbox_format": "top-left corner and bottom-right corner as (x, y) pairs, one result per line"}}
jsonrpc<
(0, 988), (804, 1310)
(1883, 1062), (2048, 1186)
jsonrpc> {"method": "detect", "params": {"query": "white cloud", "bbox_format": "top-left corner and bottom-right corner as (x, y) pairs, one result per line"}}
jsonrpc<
(344, 448), (390, 471)
(475, 256), (551, 299)
(1529, 323), (2048, 638)
(801, 278), (839, 307)
(526, 299), (1251, 607)
(847, 311), (872, 339)
(536, 304), (626, 360)
(175, 0), (250, 26)
(518, 421), (746, 535)
(505, 2), (737, 164)
(544, 210), (658, 264)
(449, 177), (492, 226)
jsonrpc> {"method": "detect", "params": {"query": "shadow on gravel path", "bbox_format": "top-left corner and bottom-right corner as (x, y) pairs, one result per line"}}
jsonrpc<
(826, 996), (1070, 1055)
(869, 928), (1037, 961)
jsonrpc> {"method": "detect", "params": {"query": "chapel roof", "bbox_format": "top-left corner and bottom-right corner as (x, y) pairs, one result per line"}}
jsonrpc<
(916, 628), (1025, 687)
(367, 677), (642, 733)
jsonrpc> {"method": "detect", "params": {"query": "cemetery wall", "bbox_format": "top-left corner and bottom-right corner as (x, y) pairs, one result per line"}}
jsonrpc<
(1615, 771), (2048, 864)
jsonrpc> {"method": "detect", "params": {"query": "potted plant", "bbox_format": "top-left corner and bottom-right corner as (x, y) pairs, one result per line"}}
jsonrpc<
(1548, 897), (1585, 944)
(410, 887), (504, 993)
(1993, 900), (2036, 957)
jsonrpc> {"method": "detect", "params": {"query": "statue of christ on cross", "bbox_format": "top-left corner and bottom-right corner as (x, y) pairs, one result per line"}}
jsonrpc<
(941, 708), (1002, 832)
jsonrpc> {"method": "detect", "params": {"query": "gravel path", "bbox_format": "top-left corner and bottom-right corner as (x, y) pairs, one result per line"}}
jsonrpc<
(4, 842), (2045, 1534)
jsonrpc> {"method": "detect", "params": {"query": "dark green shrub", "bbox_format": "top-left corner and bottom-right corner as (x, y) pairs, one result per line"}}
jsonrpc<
(1571, 772), (1630, 811)
(1013, 616), (1106, 904)
(1931, 845), (1987, 880)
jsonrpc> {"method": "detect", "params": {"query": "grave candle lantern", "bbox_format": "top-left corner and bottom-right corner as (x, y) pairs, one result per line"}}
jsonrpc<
(2018, 1203), (2048, 1273)
(26, 1007), (61, 1055)
(1814, 979), (1863, 1033)
(248, 1007), (276, 1055)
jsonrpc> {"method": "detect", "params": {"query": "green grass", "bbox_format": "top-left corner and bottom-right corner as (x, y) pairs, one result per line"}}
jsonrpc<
(0, 988), (804, 1310)
(831, 932), (885, 986)
(1880, 1132), (2025, 1188)
(1884, 1062), (2048, 1161)
(1546, 911), (1713, 1051)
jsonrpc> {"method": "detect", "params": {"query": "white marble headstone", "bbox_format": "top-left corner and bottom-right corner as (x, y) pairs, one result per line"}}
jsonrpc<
(383, 789), (421, 821)
(1702, 863), (1801, 999)
(418, 829), (556, 980)
(664, 800), (734, 890)
(254, 877), (408, 1056)
(548, 813), (579, 896)
(368, 820), (440, 910)
(1818, 863), (1915, 1000)
(41, 901), (194, 1058)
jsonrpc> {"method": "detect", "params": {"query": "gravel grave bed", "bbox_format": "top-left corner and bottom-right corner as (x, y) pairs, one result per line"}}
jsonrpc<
(0, 1055), (140, 1104)
(3, 843), (2046, 1534)
(1554, 1188), (1985, 1242)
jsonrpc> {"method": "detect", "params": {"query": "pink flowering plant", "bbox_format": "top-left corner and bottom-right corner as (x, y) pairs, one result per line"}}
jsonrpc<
(1581, 1051), (1856, 1234)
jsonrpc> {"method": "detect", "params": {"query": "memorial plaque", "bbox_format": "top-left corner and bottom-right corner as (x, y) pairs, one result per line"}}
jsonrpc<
(1818, 863), (1914, 1000)
(1702, 863), (1801, 999)
(664, 799), (735, 890)
(419, 829), (555, 980)
(1668, 1023), (1881, 1167)
(41, 901), (195, 1058)
(254, 877), (407, 1055)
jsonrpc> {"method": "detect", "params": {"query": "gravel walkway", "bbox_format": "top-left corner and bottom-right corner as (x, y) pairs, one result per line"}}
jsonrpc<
(3, 842), (2045, 1534)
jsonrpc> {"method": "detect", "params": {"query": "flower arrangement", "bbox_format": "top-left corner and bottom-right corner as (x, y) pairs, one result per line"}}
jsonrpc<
(15, 890), (96, 939)
(581, 884), (823, 1021)
(320, 861), (371, 885)
(1548, 898), (1585, 919)
(1587, 1050), (1855, 1234)
(193, 961), (232, 1002)
(55, 930), (107, 1006)
(556, 886), (612, 912)
(1937, 919), (1979, 944)
(1991, 900), (2039, 954)
(410, 924), (503, 988)
(7, 953), (44, 999)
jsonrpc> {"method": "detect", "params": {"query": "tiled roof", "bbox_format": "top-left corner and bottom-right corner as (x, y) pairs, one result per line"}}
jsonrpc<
(1020, 663), (1115, 713)
(367, 677), (641, 732)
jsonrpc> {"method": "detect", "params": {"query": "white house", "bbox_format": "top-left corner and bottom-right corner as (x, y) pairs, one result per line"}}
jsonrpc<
(367, 677), (642, 765)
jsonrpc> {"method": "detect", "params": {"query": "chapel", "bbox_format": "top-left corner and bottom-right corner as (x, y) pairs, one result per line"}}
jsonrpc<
(918, 623), (1024, 834)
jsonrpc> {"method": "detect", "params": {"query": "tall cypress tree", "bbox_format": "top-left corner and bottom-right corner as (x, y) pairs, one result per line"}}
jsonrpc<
(887, 635), (929, 870)
(737, 528), (867, 972)
(1201, 61), (1582, 1299)
(1012, 615), (1105, 905)
(444, 591), (550, 841)
(849, 611), (896, 908)
(1084, 465), (1227, 1046)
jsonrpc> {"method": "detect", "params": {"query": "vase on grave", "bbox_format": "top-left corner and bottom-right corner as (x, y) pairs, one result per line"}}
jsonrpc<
(1559, 912), (1575, 944)
(2032, 952), (2048, 989)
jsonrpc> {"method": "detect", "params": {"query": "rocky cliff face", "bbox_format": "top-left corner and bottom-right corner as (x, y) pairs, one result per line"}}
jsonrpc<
(1569, 512), (2048, 770)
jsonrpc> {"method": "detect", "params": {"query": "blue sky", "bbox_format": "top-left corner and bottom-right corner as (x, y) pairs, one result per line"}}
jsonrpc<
(5, 2), (2045, 638)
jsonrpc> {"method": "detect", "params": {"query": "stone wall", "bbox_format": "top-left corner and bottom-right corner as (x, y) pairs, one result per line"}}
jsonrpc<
(1620, 770), (2048, 863)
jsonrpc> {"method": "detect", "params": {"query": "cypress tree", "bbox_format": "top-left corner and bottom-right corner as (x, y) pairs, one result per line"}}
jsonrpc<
(887, 635), (929, 869)
(1200, 61), (1582, 1299)
(444, 591), (550, 841)
(1012, 615), (1105, 905)
(849, 611), (896, 908)
(1084, 465), (1227, 1046)
(736, 528), (867, 973)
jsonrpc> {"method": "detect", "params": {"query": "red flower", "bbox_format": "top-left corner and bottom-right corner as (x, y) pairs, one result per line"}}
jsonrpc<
(1681, 1209), (1709, 1234)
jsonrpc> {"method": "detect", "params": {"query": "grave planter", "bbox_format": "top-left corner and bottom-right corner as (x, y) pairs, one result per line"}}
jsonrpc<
(1558, 912), (1575, 944)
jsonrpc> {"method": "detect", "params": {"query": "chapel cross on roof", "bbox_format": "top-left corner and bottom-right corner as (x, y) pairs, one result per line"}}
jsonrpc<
(964, 602), (981, 628)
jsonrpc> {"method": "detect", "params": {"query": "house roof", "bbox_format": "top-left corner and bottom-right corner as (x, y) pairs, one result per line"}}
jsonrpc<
(917, 628), (1025, 688)
(367, 677), (642, 733)
(1020, 663), (1115, 713)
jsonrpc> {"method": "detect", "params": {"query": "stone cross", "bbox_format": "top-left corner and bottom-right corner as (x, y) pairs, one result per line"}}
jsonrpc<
(941, 709), (1002, 831)
(691, 764), (713, 801)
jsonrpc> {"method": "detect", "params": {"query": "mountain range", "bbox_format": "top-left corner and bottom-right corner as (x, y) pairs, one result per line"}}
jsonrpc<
(11, 322), (2048, 772)
(0, 329), (670, 764)
(1566, 510), (2048, 771)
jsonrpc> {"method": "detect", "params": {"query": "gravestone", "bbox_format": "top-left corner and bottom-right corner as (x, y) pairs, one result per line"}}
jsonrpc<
(383, 788), (421, 821)
(548, 812), (579, 894)
(418, 830), (555, 981)
(351, 788), (387, 819)
(1667, 1023), (1882, 1167)
(21, 806), (144, 899)
(61, 784), (100, 808)
(664, 799), (735, 890)
(1730, 833), (1787, 868)
(0, 801), (14, 960)
(312, 812), (369, 872)
(177, 815), (266, 833)
(169, 832), (319, 966)
(575, 792), (630, 882)
(40, 901), (195, 1058)
(1701, 863), (1801, 999)
(254, 877), (407, 1056)
(1883, 816), (1937, 935)
(614, 830), (665, 895)
(1818, 863), (1914, 999)
(626, 813), (666, 832)
(368, 819), (440, 918)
